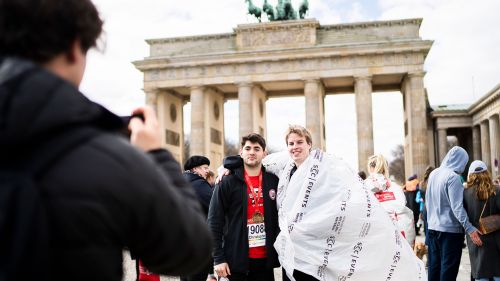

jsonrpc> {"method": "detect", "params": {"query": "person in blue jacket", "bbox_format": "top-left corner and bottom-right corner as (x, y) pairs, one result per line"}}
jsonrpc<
(426, 146), (483, 281)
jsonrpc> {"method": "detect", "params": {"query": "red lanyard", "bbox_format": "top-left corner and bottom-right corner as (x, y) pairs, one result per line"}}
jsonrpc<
(244, 170), (263, 210)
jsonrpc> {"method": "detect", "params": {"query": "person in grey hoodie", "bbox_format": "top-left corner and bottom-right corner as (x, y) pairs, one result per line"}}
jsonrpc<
(426, 146), (483, 281)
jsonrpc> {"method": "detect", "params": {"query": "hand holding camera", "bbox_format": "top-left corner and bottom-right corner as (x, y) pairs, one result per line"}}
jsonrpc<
(126, 106), (162, 152)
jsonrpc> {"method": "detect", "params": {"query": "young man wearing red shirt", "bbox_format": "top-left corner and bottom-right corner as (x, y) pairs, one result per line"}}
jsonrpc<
(208, 133), (280, 281)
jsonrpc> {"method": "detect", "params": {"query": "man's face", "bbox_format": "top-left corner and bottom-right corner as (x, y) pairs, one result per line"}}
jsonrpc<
(240, 141), (265, 168)
(193, 164), (210, 179)
(287, 133), (311, 165)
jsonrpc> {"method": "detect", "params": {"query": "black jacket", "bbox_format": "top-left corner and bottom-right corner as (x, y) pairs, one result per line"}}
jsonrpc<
(184, 172), (213, 217)
(463, 186), (500, 278)
(207, 161), (280, 274)
(0, 57), (212, 281)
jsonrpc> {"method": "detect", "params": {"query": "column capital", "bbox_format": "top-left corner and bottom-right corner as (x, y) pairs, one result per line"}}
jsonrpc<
(144, 90), (159, 111)
(303, 77), (321, 84)
(190, 85), (205, 92)
(144, 87), (160, 94)
(354, 75), (372, 82)
(407, 71), (426, 78)
(236, 81), (253, 88)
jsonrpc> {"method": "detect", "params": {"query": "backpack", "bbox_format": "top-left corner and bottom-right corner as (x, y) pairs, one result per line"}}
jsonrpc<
(0, 127), (98, 280)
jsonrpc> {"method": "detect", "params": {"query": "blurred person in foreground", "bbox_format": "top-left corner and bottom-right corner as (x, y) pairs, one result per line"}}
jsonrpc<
(425, 146), (482, 281)
(0, 0), (211, 280)
(463, 160), (500, 281)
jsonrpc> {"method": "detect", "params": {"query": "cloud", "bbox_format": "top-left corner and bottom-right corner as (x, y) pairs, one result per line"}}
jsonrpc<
(378, 0), (500, 105)
(345, 2), (367, 22)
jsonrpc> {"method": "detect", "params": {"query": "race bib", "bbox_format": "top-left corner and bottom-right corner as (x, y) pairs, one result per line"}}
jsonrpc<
(248, 222), (266, 248)
(374, 191), (395, 202)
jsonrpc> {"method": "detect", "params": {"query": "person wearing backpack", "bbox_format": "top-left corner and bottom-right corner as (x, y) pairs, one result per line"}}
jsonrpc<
(0, 0), (212, 280)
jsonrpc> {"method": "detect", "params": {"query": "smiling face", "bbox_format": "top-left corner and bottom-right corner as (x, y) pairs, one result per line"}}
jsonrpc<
(240, 140), (265, 168)
(287, 133), (312, 167)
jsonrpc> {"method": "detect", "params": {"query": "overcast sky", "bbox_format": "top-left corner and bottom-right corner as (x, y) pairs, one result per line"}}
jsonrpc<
(80, 0), (500, 170)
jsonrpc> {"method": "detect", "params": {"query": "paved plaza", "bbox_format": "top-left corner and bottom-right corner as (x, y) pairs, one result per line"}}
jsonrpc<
(122, 231), (474, 281)
(415, 233), (472, 281)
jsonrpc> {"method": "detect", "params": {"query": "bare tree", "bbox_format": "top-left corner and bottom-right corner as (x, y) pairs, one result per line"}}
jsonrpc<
(389, 144), (405, 184)
(225, 138), (240, 156)
(183, 134), (190, 163)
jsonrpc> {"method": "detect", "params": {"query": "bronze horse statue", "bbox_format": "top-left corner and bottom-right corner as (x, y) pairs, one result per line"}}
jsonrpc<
(262, 0), (275, 21)
(246, 0), (308, 22)
(245, 0), (262, 22)
(298, 0), (309, 19)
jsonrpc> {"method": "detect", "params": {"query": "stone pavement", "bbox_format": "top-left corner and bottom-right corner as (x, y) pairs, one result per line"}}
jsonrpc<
(122, 233), (474, 281)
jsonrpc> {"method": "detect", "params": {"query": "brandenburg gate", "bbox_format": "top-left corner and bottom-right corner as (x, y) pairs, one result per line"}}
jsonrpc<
(134, 18), (433, 178)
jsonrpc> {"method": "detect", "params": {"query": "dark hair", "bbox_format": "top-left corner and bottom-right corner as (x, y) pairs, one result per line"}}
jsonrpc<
(420, 165), (435, 192)
(241, 133), (266, 151)
(0, 0), (103, 63)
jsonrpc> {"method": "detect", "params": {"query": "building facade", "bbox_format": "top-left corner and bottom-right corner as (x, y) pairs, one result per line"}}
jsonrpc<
(431, 85), (500, 179)
(134, 18), (433, 177)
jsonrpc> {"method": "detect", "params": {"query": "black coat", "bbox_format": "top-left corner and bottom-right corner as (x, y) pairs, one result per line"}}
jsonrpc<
(463, 186), (500, 279)
(404, 190), (420, 221)
(184, 172), (213, 217)
(0, 57), (212, 281)
(207, 164), (280, 274)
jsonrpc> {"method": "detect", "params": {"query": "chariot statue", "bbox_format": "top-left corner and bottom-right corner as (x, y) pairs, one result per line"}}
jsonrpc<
(245, 0), (309, 22)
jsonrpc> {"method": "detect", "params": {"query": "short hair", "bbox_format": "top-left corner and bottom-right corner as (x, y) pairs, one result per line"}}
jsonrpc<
(367, 154), (389, 179)
(241, 133), (266, 151)
(285, 125), (312, 146)
(0, 0), (103, 63)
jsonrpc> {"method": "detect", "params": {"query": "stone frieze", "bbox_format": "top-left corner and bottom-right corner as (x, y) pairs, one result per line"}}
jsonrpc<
(143, 53), (424, 82)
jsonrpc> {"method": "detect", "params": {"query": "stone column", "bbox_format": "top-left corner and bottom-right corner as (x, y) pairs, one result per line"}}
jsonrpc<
(489, 115), (499, 177)
(238, 83), (268, 140)
(145, 89), (159, 113)
(304, 79), (326, 150)
(480, 120), (491, 171)
(472, 125), (481, 161)
(438, 129), (447, 164)
(156, 91), (184, 164)
(238, 82), (253, 139)
(402, 71), (429, 178)
(189, 86), (224, 170)
(190, 86), (206, 157)
(355, 75), (374, 172)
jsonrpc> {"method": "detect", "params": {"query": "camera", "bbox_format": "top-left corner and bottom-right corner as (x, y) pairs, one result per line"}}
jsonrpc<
(120, 113), (144, 138)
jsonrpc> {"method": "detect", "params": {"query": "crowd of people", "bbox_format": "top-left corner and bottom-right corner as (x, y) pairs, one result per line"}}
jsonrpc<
(1, 0), (499, 281)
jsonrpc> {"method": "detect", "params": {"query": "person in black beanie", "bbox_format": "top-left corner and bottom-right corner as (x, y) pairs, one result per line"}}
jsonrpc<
(182, 155), (215, 281)
(183, 155), (212, 215)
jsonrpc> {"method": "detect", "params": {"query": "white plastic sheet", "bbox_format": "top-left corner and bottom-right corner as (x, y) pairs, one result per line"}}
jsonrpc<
(364, 174), (416, 246)
(263, 150), (425, 281)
